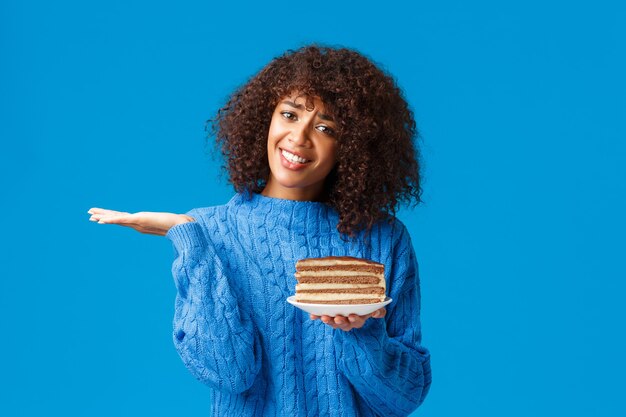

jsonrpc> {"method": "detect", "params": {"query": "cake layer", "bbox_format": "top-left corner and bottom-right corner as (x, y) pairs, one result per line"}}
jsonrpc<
(296, 257), (384, 275)
(296, 283), (383, 290)
(296, 276), (381, 284)
(296, 287), (384, 294)
(296, 256), (382, 267)
(295, 293), (384, 302)
(297, 265), (383, 274)
(296, 298), (383, 305)
(295, 270), (381, 277)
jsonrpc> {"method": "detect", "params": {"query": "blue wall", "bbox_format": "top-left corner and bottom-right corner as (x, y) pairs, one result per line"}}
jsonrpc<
(1, 0), (624, 415)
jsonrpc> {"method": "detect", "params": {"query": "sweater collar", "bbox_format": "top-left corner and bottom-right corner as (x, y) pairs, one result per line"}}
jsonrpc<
(227, 190), (337, 224)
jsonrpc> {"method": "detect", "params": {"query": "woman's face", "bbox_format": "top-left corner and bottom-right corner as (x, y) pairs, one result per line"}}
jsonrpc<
(262, 92), (339, 201)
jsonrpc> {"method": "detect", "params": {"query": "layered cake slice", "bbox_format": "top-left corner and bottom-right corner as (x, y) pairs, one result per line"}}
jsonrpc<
(294, 256), (386, 304)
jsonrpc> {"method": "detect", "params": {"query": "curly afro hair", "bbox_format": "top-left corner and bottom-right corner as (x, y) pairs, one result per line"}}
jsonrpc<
(206, 44), (423, 241)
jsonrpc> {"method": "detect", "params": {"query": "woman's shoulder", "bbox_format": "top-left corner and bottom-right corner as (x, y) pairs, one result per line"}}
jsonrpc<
(372, 215), (410, 243)
(184, 202), (229, 226)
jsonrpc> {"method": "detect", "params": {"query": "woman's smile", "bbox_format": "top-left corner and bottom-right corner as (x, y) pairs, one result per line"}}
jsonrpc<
(279, 147), (312, 170)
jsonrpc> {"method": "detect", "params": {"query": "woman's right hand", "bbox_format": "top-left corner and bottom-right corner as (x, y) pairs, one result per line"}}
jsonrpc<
(88, 207), (195, 236)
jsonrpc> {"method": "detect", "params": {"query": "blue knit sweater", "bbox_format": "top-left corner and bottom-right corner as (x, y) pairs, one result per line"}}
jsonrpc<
(165, 191), (431, 416)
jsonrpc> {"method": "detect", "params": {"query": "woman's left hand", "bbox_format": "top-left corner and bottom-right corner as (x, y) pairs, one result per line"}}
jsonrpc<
(310, 308), (386, 332)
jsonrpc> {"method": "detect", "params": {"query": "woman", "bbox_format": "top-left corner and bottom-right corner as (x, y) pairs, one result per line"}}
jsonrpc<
(89, 44), (431, 416)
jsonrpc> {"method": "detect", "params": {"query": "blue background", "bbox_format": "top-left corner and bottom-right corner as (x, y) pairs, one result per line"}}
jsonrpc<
(1, 0), (624, 415)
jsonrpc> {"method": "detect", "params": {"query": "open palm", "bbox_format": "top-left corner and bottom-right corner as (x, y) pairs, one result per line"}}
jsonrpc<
(88, 207), (194, 236)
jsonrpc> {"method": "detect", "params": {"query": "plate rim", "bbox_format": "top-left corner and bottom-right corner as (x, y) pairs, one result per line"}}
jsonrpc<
(286, 295), (392, 308)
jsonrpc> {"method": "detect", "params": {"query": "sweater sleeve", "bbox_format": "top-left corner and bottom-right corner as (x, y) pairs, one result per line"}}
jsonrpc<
(333, 223), (432, 416)
(165, 211), (262, 394)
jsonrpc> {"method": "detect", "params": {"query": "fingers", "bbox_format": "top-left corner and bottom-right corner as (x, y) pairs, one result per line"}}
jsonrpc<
(312, 308), (387, 332)
(334, 315), (355, 331)
(89, 213), (134, 224)
(319, 315), (357, 331)
(320, 315), (343, 330)
(88, 207), (132, 224)
(88, 207), (128, 216)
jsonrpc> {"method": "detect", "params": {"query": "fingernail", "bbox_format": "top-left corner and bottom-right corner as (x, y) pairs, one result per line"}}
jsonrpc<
(349, 316), (356, 323)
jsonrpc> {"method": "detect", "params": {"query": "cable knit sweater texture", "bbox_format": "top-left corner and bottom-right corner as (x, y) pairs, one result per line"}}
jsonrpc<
(165, 191), (431, 417)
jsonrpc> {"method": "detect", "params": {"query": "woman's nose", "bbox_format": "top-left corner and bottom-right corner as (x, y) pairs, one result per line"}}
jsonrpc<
(289, 124), (311, 146)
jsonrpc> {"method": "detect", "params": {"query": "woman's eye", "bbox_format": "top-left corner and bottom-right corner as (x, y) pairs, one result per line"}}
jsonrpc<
(281, 111), (296, 120)
(317, 125), (335, 136)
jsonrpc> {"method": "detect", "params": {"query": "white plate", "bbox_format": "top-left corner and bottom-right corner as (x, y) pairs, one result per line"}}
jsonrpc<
(287, 296), (392, 317)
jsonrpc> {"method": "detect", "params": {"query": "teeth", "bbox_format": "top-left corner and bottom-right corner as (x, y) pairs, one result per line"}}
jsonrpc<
(281, 149), (309, 164)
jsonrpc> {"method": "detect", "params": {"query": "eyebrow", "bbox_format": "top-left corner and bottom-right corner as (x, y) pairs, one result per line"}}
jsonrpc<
(281, 100), (335, 122)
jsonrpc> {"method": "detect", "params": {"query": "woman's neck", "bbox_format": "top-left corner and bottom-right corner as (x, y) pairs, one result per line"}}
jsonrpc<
(260, 178), (326, 202)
